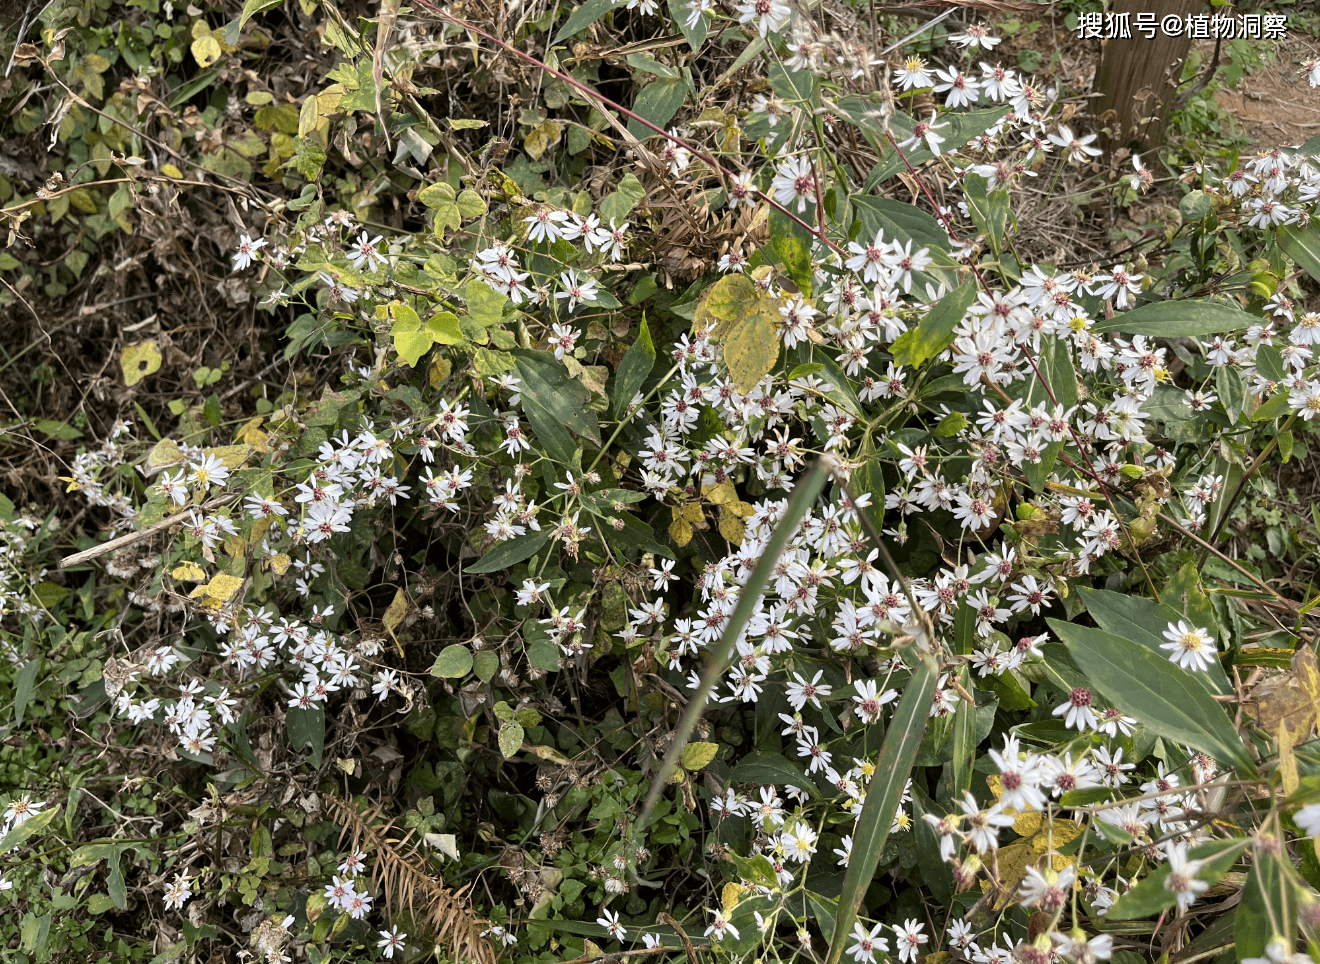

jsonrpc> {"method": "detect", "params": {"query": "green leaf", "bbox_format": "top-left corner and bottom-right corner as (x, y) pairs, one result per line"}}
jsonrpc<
(825, 652), (938, 964)
(1235, 845), (1299, 961)
(890, 279), (978, 368)
(225, 0), (283, 46)
(14, 656), (40, 726)
(1077, 586), (1232, 696)
(1027, 334), (1079, 410)
(680, 741), (718, 770)
(430, 644), (474, 678)
(473, 650), (500, 683)
(729, 751), (817, 798)
(1091, 299), (1256, 336)
(464, 278), (507, 327)
(286, 706), (325, 767)
(513, 350), (600, 463)
(393, 330), (432, 367)
(627, 77), (687, 141)
(107, 849), (127, 910)
(1255, 344), (1286, 383)
(34, 418), (82, 441)
(527, 638), (561, 672)
(456, 190), (486, 218)
(912, 798), (954, 904)
(668, 0), (707, 50)
(838, 101), (1007, 184)
(553, 0), (622, 43)
(1106, 838), (1246, 920)
(0, 806), (58, 854)
(426, 311), (464, 345)
(1179, 190), (1212, 221)
(808, 353), (864, 418)
(465, 527), (552, 574)
(498, 721), (525, 758)
(769, 61), (816, 102)
(770, 207), (814, 295)
(599, 173), (645, 224)
(1278, 223), (1320, 285)
(964, 173), (1009, 251)
(614, 315), (656, 417)
(949, 669), (976, 800)
(1047, 620), (1256, 775)
(1253, 390), (1290, 422)
(851, 195), (950, 253)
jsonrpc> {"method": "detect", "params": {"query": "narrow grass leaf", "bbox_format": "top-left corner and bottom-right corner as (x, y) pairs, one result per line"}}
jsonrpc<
(637, 461), (829, 831)
(825, 651), (938, 964)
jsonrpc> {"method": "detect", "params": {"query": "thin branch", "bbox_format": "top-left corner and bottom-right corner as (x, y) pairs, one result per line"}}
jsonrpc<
(58, 494), (240, 569)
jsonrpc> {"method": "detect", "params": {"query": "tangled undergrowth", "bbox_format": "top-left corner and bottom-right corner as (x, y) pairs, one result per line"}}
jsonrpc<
(5, 1), (1320, 963)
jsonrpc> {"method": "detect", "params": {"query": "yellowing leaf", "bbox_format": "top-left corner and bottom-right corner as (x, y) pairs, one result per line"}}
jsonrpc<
(524, 120), (562, 161)
(383, 588), (407, 641)
(522, 743), (572, 765)
(171, 561), (206, 582)
(718, 505), (746, 545)
(669, 513), (693, 547)
(1279, 719), (1300, 795)
(984, 847), (1075, 911)
(203, 444), (252, 470)
(145, 438), (183, 473)
(121, 340), (162, 387)
(984, 774), (1081, 908)
(161, 164), (184, 179)
(269, 552), (291, 575)
(1251, 646), (1320, 797)
(695, 273), (781, 394)
(235, 417), (269, 453)
(191, 33), (222, 67)
(189, 573), (244, 608)
(426, 311), (463, 346)
(681, 741), (719, 770)
(394, 330), (432, 368)
(428, 353), (452, 388)
(703, 481), (739, 506)
(721, 881), (746, 914)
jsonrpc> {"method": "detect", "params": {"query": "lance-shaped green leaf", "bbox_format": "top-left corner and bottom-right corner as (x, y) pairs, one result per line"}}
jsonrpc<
(1235, 838), (1300, 961)
(890, 279), (978, 369)
(636, 461), (830, 831)
(553, 0), (623, 43)
(1047, 619), (1256, 775)
(0, 806), (59, 854)
(1091, 299), (1256, 337)
(1077, 586), (1231, 696)
(465, 527), (552, 575)
(513, 350), (599, 463)
(1278, 223), (1320, 285)
(824, 651), (938, 964)
(613, 315), (656, 417)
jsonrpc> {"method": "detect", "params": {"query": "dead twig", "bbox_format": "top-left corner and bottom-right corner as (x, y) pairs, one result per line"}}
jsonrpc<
(58, 494), (239, 569)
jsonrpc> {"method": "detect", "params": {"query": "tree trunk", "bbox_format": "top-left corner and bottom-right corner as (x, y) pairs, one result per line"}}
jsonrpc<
(1096, 0), (1206, 152)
